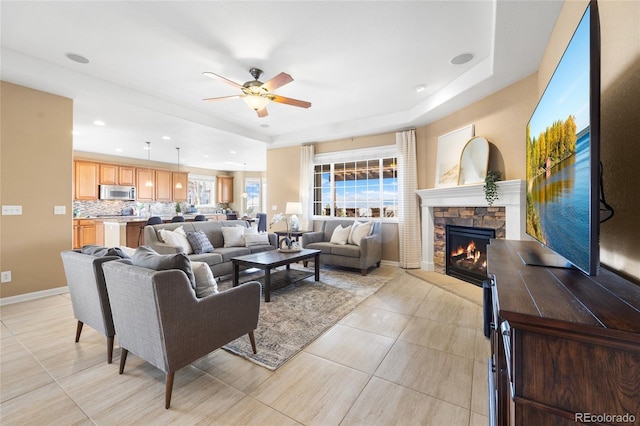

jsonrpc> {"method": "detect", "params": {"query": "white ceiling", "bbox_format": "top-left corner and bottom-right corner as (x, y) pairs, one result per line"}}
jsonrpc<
(1, 1), (563, 172)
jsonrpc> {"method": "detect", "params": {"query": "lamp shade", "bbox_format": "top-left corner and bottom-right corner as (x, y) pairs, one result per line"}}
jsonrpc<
(285, 202), (302, 215)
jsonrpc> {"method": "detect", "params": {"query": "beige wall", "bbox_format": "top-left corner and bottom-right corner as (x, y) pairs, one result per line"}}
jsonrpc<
(1, 82), (73, 298)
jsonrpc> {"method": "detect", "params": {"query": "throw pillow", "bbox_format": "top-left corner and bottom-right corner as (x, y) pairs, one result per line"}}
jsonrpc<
(186, 230), (214, 254)
(242, 224), (258, 236)
(131, 246), (196, 289)
(190, 261), (218, 297)
(221, 226), (246, 247)
(158, 226), (193, 254)
(245, 233), (270, 247)
(330, 224), (352, 245)
(348, 221), (373, 246)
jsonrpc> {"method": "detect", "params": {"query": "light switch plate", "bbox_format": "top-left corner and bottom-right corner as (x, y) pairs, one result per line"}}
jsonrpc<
(272, 205), (277, 211)
(1, 271), (11, 283)
(2, 205), (22, 215)
(54, 206), (66, 215)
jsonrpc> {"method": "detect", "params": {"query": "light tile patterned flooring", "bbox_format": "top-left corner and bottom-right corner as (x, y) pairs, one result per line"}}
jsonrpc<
(0, 266), (489, 425)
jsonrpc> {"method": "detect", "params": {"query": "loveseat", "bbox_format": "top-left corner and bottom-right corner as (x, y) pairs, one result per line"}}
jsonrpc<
(301, 219), (382, 275)
(143, 220), (276, 277)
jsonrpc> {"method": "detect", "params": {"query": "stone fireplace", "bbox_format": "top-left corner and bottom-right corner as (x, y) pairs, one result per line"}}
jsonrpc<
(416, 180), (526, 273)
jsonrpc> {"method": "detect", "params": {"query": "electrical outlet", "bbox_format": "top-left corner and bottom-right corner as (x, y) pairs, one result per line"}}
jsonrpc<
(2, 205), (22, 215)
(54, 205), (66, 215)
(1, 271), (11, 283)
(272, 205), (277, 211)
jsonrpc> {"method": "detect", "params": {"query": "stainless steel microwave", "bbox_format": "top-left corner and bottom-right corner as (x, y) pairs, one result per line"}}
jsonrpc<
(99, 185), (136, 201)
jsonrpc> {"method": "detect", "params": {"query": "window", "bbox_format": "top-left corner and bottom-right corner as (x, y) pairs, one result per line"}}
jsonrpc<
(187, 175), (216, 206)
(312, 147), (397, 219)
(244, 178), (261, 215)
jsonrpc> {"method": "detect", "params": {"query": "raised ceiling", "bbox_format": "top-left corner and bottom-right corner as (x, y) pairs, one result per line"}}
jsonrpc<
(0, 1), (563, 171)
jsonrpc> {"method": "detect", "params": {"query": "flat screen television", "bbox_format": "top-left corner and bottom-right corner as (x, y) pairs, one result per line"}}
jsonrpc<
(523, 0), (600, 276)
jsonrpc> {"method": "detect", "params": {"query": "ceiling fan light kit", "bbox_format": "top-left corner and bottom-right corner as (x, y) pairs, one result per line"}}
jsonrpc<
(203, 67), (311, 118)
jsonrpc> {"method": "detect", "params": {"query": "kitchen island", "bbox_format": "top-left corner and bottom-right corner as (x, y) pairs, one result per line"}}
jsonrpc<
(73, 214), (231, 248)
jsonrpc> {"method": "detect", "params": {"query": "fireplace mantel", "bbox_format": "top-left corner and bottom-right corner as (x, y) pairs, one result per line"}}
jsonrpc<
(416, 179), (527, 271)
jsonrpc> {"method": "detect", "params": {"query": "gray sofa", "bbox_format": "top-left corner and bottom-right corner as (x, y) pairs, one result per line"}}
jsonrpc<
(301, 219), (382, 275)
(143, 220), (276, 277)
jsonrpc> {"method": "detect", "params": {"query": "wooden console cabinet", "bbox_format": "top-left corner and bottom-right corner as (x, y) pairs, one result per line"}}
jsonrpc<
(487, 239), (640, 425)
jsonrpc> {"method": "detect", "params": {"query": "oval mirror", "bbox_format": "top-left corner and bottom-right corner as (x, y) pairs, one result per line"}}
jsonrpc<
(458, 136), (489, 185)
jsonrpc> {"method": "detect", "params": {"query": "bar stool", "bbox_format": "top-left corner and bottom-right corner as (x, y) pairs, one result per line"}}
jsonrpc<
(138, 216), (162, 246)
(194, 215), (206, 221)
(171, 216), (185, 223)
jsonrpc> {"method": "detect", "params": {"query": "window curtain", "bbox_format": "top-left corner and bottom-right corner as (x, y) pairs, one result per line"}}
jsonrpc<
(396, 129), (422, 268)
(299, 144), (314, 232)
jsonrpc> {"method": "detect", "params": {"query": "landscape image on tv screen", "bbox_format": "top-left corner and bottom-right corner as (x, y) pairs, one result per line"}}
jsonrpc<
(526, 6), (592, 274)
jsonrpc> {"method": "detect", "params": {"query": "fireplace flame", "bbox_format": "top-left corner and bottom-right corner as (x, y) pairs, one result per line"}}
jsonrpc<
(452, 240), (483, 264)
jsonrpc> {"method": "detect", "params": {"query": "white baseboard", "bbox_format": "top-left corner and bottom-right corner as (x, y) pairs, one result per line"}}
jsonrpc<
(380, 260), (400, 267)
(1, 286), (69, 306)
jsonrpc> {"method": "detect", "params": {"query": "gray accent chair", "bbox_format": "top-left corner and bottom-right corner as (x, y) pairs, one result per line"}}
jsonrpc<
(101, 260), (261, 409)
(60, 250), (119, 364)
(301, 219), (382, 275)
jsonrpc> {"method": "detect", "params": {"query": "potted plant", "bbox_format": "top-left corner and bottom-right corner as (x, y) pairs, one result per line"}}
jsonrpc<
(484, 170), (502, 206)
(175, 202), (182, 215)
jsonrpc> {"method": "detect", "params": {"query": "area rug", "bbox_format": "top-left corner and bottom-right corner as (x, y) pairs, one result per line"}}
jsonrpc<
(218, 265), (390, 370)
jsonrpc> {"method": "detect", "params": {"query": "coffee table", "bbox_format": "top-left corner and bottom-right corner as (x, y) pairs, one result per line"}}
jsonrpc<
(232, 249), (321, 302)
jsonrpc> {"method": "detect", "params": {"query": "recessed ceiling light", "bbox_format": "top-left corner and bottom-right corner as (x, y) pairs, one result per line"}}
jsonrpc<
(450, 53), (474, 65)
(93, 120), (105, 126)
(71, 130), (79, 135)
(259, 124), (270, 128)
(415, 84), (426, 93)
(65, 52), (90, 64)
(203, 155), (209, 158)
(230, 150), (237, 154)
(162, 136), (171, 140)
(115, 148), (123, 152)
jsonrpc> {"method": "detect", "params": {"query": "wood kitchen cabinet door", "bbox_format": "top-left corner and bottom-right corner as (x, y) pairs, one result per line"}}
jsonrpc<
(99, 164), (118, 185)
(74, 161), (99, 200)
(172, 172), (188, 201)
(155, 170), (173, 201)
(136, 169), (155, 201)
(216, 176), (234, 203)
(118, 166), (135, 186)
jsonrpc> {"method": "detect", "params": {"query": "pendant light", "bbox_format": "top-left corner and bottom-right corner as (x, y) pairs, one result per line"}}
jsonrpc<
(145, 141), (153, 187)
(175, 147), (183, 189)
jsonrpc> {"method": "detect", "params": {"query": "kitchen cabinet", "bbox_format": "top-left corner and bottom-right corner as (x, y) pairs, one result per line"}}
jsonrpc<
(172, 172), (188, 201)
(73, 219), (98, 249)
(118, 166), (135, 186)
(136, 169), (155, 201)
(216, 176), (234, 203)
(155, 170), (173, 201)
(487, 239), (640, 425)
(99, 164), (118, 185)
(100, 164), (136, 186)
(126, 221), (145, 248)
(74, 161), (99, 200)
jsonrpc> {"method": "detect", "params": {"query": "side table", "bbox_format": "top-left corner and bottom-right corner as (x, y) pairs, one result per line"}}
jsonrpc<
(273, 230), (309, 248)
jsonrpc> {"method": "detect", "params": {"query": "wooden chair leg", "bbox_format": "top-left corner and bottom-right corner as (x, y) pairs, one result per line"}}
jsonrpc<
(249, 331), (257, 354)
(119, 348), (128, 374)
(107, 336), (114, 364)
(165, 372), (175, 409)
(75, 321), (83, 342)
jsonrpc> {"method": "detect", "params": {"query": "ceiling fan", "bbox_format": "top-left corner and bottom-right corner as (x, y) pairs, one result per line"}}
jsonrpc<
(202, 68), (312, 117)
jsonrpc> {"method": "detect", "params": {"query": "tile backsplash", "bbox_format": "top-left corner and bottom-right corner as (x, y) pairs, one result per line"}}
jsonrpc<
(73, 200), (190, 218)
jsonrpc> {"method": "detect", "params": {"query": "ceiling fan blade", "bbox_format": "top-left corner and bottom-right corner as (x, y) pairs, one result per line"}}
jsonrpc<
(203, 95), (242, 102)
(262, 72), (293, 92)
(202, 72), (243, 89)
(270, 95), (312, 109)
(257, 107), (269, 118)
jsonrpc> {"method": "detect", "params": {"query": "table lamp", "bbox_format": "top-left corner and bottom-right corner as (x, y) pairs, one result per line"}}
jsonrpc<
(285, 202), (303, 232)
